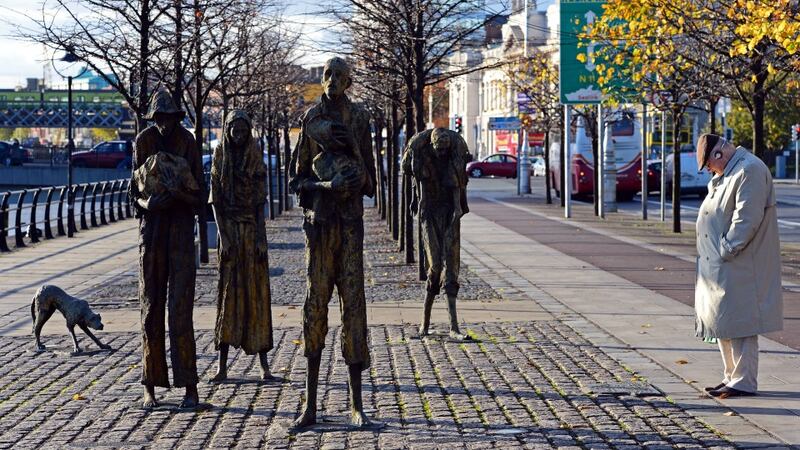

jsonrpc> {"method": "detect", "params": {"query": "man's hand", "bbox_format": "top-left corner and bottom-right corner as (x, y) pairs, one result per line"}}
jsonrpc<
(218, 235), (233, 262)
(141, 192), (172, 212)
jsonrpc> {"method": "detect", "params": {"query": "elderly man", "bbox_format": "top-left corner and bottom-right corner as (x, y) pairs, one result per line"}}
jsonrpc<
(402, 128), (471, 340)
(289, 57), (377, 428)
(695, 133), (783, 399)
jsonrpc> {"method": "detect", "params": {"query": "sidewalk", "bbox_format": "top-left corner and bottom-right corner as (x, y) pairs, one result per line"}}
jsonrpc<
(0, 195), (794, 448)
(461, 186), (800, 447)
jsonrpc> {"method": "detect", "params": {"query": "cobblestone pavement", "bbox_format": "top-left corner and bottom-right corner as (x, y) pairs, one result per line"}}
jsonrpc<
(0, 321), (734, 449)
(83, 208), (498, 309)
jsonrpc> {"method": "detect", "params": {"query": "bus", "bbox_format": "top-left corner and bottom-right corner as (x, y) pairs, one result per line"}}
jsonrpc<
(549, 110), (644, 202)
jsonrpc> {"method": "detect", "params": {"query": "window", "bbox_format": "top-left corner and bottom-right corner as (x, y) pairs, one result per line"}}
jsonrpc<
(505, 155), (517, 163)
(485, 155), (503, 163)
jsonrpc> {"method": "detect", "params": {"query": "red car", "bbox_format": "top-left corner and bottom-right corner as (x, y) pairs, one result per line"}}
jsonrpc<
(71, 140), (132, 169)
(466, 153), (517, 178)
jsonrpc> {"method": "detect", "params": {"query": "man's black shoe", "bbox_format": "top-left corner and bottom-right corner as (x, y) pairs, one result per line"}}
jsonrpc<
(704, 383), (725, 392)
(709, 386), (756, 398)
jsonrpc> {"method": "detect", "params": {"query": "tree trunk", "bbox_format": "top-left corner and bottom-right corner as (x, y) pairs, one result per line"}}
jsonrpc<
(751, 70), (767, 159)
(544, 131), (552, 204)
(172, 0), (183, 105)
(273, 115), (283, 215)
(403, 87), (415, 263)
(708, 97), (718, 135)
(390, 96), (400, 241)
(283, 111), (291, 210)
(671, 108), (682, 233)
(264, 103), (274, 220)
(135, 0), (152, 133)
(374, 115), (386, 218)
(190, 0), (207, 263)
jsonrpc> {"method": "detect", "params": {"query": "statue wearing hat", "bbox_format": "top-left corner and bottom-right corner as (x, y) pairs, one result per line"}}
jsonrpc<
(130, 88), (203, 409)
(289, 56), (378, 428)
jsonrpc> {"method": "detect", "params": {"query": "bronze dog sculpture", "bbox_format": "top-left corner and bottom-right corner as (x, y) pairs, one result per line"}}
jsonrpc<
(31, 285), (111, 354)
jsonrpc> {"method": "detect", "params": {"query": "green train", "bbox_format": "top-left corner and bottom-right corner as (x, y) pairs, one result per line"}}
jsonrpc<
(0, 89), (125, 105)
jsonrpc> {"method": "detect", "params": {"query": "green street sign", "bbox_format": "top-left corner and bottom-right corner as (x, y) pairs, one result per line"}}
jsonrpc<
(559, 0), (606, 104)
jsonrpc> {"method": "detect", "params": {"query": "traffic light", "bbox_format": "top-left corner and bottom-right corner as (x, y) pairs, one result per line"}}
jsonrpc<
(454, 116), (463, 134)
(793, 124), (800, 142)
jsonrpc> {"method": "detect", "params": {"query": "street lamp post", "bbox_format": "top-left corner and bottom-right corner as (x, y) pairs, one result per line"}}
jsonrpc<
(52, 50), (87, 238)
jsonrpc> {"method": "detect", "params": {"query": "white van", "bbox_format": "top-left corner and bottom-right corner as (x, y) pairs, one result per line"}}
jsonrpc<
(663, 149), (712, 197)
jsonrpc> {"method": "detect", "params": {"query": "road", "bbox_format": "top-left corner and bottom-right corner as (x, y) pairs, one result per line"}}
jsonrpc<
(615, 182), (800, 244)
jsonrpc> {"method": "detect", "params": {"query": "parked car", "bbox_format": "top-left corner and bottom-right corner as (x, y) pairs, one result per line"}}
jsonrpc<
(71, 140), (132, 169)
(202, 152), (279, 173)
(646, 160), (661, 193)
(531, 156), (546, 176)
(466, 153), (518, 178)
(0, 141), (26, 166)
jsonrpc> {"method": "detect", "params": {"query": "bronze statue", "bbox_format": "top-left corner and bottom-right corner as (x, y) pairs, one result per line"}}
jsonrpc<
(288, 57), (378, 428)
(208, 110), (274, 382)
(402, 128), (471, 340)
(31, 285), (111, 354)
(131, 88), (202, 409)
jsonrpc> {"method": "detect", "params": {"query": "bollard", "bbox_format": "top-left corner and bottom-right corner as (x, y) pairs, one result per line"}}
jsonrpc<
(90, 183), (100, 228)
(108, 181), (117, 222)
(0, 192), (10, 252)
(44, 187), (55, 240)
(80, 185), (90, 230)
(123, 179), (133, 218)
(117, 180), (126, 220)
(99, 182), (109, 226)
(57, 187), (67, 236)
(29, 188), (42, 243)
(68, 185), (79, 235)
(14, 190), (26, 248)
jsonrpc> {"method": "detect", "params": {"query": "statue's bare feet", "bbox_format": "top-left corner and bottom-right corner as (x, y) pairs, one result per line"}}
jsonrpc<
(33, 344), (46, 352)
(142, 386), (158, 408)
(292, 407), (317, 428)
(449, 330), (471, 341)
(260, 367), (275, 381)
(70, 349), (83, 356)
(418, 325), (429, 337)
(209, 368), (227, 383)
(99, 343), (112, 351)
(351, 409), (373, 427)
(179, 385), (199, 409)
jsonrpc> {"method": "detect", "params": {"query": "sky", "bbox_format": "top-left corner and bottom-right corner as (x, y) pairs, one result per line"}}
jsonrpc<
(0, 0), (555, 89)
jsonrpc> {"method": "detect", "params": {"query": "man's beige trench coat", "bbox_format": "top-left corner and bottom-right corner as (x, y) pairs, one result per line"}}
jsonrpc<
(695, 147), (783, 339)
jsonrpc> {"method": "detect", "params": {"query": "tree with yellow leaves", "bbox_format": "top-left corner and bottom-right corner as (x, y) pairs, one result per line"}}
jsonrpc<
(584, 0), (721, 232)
(588, 0), (800, 160)
(505, 50), (561, 204)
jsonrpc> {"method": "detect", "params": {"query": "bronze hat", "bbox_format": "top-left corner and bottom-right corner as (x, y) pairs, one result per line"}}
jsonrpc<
(144, 88), (185, 120)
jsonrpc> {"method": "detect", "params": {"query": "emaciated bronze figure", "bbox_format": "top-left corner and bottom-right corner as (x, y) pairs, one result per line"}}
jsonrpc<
(209, 110), (274, 382)
(289, 57), (378, 428)
(131, 88), (202, 409)
(402, 128), (471, 340)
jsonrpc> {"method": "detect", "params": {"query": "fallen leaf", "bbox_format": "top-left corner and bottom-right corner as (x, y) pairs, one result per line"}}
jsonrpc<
(279, 313), (287, 318)
(641, 324), (652, 328)
(72, 394), (86, 401)
(654, 267), (665, 271)
(638, 331), (648, 334)
(292, 339), (302, 345)
(675, 359), (689, 365)
(287, 305), (297, 310)
(723, 411), (737, 416)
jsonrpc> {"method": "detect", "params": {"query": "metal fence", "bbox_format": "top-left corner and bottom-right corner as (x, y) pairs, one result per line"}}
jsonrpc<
(0, 179), (132, 252)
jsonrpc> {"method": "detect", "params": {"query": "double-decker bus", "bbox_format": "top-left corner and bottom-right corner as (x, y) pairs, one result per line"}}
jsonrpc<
(548, 110), (644, 201)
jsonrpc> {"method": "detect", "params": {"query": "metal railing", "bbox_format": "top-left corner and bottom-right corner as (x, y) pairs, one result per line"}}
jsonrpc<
(0, 178), (132, 252)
